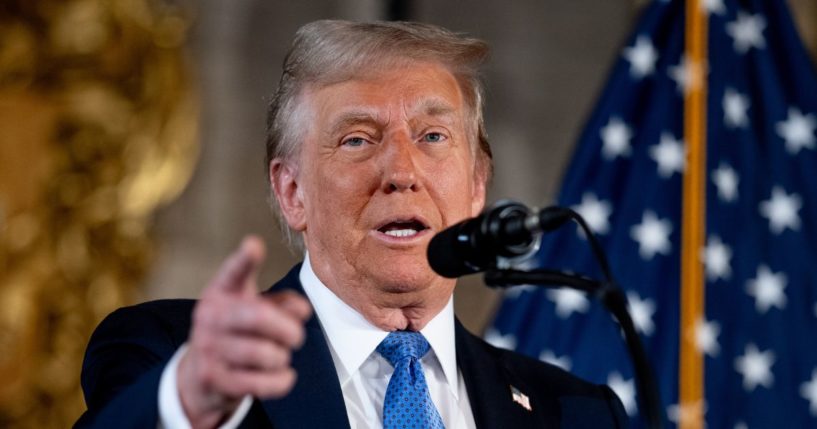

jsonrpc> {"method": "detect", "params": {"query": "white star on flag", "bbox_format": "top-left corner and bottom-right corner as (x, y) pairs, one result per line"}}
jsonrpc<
(539, 350), (572, 371)
(746, 264), (787, 313)
(776, 107), (816, 154)
(650, 132), (685, 178)
(669, 55), (705, 94)
(623, 35), (658, 79)
(546, 288), (590, 319)
(726, 11), (767, 53)
(723, 87), (750, 128)
(600, 117), (633, 160)
(735, 343), (776, 391)
(484, 328), (516, 350)
(712, 163), (739, 202)
(694, 318), (721, 357)
(702, 235), (732, 281)
(701, 0), (726, 15)
(801, 369), (817, 416)
(572, 193), (612, 235)
(627, 292), (656, 336)
(759, 186), (802, 234)
(631, 210), (673, 259)
(607, 372), (637, 416)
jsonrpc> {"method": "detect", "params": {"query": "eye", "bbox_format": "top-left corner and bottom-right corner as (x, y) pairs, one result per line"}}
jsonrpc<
(341, 136), (368, 147)
(422, 132), (447, 143)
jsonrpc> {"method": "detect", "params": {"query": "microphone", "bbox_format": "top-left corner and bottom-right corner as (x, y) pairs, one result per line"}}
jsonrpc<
(430, 201), (665, 429)
(427, 201), (572, 278)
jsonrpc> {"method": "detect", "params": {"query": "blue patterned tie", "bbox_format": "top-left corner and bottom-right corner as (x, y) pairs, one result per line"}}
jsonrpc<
(376, 331), (445, 429)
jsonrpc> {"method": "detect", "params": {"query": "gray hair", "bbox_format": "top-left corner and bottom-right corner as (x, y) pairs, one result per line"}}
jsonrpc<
(265, 20), (493, 250)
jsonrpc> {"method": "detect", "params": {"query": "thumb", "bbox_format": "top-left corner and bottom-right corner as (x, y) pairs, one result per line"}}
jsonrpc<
(209, 235), (266, 295)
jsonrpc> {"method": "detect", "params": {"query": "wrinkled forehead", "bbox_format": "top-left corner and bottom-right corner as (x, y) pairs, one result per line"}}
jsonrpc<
(299, 60), (469, 132)
(305, 54), (457, 87)
(327, 72), (461, 115)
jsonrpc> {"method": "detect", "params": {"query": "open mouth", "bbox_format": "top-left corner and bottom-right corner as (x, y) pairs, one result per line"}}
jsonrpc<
(376, 218), (429, 238)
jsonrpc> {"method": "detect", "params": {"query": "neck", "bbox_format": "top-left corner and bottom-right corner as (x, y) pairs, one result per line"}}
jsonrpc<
(306, 254), (455, 331)
(341, 284), (452, 331)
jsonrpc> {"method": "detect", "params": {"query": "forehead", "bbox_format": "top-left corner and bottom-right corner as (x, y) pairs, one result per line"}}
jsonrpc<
(305, 61), (466, 125)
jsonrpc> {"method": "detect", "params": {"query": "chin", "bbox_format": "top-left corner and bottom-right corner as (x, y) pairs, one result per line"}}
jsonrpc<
(366, 257), (440, 293)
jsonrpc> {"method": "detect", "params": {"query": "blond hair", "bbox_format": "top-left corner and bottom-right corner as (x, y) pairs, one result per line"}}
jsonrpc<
(265, 20), (492, 249)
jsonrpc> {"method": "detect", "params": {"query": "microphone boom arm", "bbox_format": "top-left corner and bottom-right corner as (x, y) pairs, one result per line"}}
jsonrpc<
(485, 206), (665, 429)
(484, 269), (599, 294)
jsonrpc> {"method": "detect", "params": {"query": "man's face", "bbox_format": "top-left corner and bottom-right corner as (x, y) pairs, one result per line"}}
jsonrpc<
(280, 61), (486, 304)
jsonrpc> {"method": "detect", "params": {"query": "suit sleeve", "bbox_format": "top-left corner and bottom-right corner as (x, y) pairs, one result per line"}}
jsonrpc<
(74, 303), (187, 428)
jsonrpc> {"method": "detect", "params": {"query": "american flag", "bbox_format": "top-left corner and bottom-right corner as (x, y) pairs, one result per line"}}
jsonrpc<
(486, 0), (817, 427)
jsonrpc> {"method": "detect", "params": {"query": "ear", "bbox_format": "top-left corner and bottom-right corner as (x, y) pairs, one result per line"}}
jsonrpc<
(470, 161), (487, 217)
(270, 159), (307, 231)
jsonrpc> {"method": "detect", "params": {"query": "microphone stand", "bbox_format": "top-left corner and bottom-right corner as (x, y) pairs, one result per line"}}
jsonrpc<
(484, 208), (664, 429)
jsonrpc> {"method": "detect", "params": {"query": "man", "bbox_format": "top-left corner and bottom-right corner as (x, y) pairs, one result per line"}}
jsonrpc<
(76, 20), (628, 428)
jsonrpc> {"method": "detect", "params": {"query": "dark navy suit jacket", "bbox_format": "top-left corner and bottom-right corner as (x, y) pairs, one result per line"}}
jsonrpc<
(75, 264), (628, 428)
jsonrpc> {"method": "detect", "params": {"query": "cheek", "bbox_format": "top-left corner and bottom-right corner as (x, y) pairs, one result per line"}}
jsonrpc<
(308, 163), (376, 223)
(434, 169), (479, 222)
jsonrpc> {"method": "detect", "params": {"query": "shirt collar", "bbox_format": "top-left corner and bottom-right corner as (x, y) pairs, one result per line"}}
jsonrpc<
(299, 253), (460, 398)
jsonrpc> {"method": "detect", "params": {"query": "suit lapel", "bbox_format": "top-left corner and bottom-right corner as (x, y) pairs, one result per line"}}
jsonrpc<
(455, 320), (558, 429)
(259, 265), (351, 429)
(259, 266), (560, 429)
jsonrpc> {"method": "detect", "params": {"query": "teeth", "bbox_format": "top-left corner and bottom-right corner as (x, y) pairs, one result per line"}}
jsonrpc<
(384, 229), (418, 238)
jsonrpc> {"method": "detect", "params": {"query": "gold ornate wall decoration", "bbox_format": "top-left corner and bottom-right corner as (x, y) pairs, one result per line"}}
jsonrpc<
(0, 1), (198, 427)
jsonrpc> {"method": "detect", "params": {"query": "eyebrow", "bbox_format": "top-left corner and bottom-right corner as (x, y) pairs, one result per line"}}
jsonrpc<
(412, 98), (458, 125)
(327, 110), (383, 137)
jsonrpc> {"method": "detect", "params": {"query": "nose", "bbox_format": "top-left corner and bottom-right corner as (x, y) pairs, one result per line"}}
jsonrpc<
(381, 133), (420, 193)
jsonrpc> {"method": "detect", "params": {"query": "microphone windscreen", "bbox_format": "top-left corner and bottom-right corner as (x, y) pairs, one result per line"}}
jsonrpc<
(427, 226), (472, 278)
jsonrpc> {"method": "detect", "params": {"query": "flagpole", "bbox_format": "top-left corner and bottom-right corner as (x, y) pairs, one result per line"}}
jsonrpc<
(679, 0), (708, 428)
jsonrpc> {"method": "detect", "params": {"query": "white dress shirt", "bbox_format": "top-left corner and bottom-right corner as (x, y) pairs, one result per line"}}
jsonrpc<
(299, 255), (475, 429)
(158, 254), (476, 428)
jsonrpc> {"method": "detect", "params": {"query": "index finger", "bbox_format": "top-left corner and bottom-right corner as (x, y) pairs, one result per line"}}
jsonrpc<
(209, 236), (266, 295)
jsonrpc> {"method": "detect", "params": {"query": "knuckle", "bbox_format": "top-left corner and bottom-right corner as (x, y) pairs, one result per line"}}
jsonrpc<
(235, 302), (261, 328)
(240, 341), (264, 364)
(196, 362), (217, 388)
(287, 324), (306, 348)
(194, 301), (224, 331)
(280, 370), (298, 391)
(267, 309), (304, 346)
(194, 332), (216, 355)
(286, 294), (312, 316)
(259, 370), (297, 398)
(245, 378), (267, 397)
(268, 346), (291, 368)
(222, 340), (242, 363)
(278, 349), (292, 367)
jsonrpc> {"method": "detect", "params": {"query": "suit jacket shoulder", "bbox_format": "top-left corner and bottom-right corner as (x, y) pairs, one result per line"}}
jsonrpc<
(76, 298), (195, 428)
(456, 322), (629, 428)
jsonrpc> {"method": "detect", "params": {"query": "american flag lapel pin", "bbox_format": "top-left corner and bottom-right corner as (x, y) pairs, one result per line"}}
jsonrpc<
(510, 385), (532, 411)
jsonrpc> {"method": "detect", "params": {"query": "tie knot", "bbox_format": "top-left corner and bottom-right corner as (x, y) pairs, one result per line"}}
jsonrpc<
(376, 331), (430, 366)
